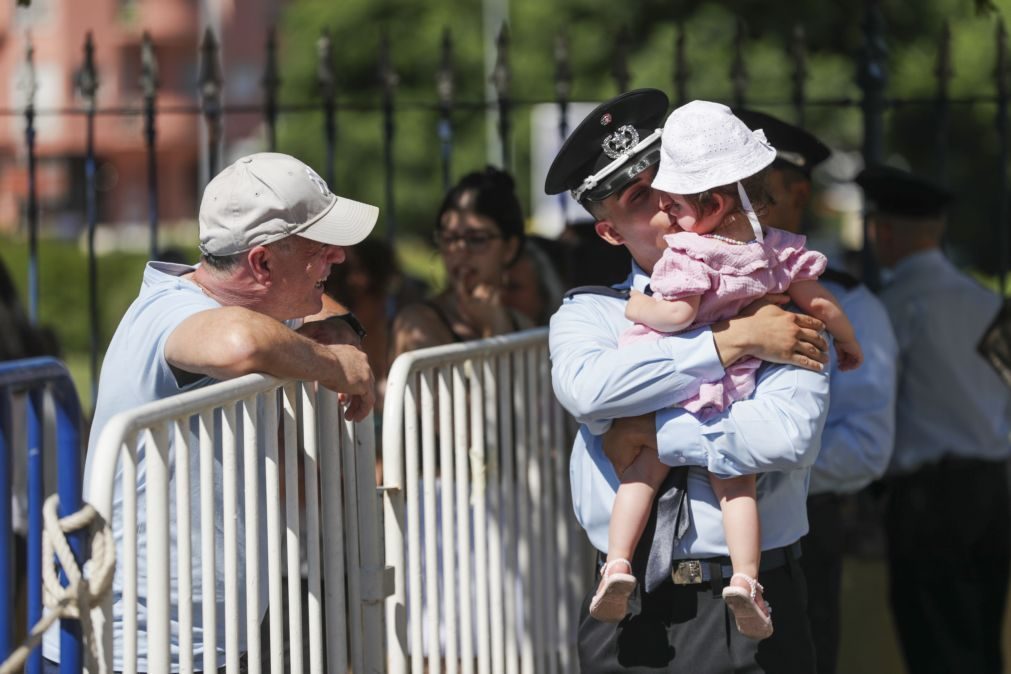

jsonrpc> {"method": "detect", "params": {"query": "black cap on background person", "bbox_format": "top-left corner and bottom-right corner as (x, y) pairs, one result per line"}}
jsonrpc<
(545, 88), (669, 207)
(855, 163), (953, 218)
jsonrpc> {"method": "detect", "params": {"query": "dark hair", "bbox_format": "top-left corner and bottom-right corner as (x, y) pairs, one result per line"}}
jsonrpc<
(436, 166), (526, 256)
(680, 167), (771, 221)
(324, 238), (399, 306)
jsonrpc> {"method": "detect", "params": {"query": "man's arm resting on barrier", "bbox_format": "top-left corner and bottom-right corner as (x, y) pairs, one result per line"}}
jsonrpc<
(165, 305), (375, 420)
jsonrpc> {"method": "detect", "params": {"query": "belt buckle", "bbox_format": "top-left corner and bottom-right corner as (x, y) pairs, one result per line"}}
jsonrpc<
(671, 559), (703, 585)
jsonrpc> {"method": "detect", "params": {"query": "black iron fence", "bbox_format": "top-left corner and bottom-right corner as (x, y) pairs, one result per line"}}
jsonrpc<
(2, 2), (1010, 403)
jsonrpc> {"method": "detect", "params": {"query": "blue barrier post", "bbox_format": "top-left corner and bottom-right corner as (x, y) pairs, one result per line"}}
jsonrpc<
(0, 358), (85, 673)
(27, 391), (43, 674)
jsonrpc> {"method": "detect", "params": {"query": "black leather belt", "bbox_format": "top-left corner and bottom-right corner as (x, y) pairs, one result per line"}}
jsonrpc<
(670, 541), (802, 585)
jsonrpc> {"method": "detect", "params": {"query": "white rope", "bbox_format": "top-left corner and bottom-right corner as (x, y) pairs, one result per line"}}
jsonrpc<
(0, 494), (116, 674)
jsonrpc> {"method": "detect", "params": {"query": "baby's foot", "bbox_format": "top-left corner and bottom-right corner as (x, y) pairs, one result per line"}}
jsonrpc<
(722, 573), (774, 639)
(730, 574), (770, 617)
(589, 558), (636, 623)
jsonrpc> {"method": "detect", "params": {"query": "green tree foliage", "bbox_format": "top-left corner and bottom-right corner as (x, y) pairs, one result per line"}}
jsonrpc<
(278, 0), (1011, 272)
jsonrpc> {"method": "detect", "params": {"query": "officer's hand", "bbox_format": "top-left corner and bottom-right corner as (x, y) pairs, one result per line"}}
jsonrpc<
(714, 296), (828, 371)
(603, 413), (657, 476)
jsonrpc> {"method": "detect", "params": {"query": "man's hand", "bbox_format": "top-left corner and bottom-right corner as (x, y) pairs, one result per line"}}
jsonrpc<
(712, 294), (829, 371)
(602, 413), (657, 476)
(319, 344), (376, 422)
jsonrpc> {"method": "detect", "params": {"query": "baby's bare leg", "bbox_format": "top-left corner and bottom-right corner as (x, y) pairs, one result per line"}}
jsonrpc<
(709, 472), (767, 611)
(606, 446), (670, 568)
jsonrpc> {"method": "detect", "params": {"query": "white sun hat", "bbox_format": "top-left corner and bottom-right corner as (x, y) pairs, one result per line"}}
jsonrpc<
(199, 152), (379, 256)
(652, 100), (776, 241)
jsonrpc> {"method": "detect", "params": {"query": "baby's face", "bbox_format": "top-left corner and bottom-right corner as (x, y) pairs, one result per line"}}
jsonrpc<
(657, 192), (719, 235)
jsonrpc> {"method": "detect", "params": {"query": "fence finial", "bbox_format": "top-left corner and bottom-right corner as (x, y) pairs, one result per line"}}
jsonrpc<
(611, 26), (631, 93)
(673, 24), (689, 106)
(553, 32), (572, 107)
(21, 32), (37, 107)
(199, 28), (223, 108)
(437, 27), (455, 109)
(493, 22), (512, 170)
(140, 31), (159, 99)
(378, 29), (398, 240)
(731, 18), (748, 107)
(316, 28), (335, 102)
(790, 24), (808, 126)
(492, 22), (511, 103)
(199, 27), (223, 177)
(76, 31), (99, 112)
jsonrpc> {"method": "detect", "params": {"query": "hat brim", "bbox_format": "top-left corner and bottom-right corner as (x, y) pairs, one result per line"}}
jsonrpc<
(650, 147), (775, 195)
(295, 195), (379, 246)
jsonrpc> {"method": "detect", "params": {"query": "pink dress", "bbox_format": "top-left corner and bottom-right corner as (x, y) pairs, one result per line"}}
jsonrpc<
(621, 227), (827, 420)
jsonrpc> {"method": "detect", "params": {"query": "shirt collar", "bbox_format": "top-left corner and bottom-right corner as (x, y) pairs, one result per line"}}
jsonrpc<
(889, 248), (946, 282)
(629, 260), (652, 293)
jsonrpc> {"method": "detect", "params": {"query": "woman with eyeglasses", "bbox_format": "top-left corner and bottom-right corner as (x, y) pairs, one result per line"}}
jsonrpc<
(390, 166), (530, 359)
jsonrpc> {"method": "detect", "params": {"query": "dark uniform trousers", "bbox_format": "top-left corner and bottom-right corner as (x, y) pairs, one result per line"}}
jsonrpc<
(884, 457), (1010, 674)
(577, 512), (817, 673)
(800, 493), (844, 674)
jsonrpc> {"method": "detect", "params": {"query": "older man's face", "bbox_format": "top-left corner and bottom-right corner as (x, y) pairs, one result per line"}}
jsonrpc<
(268, 236), (346, 320)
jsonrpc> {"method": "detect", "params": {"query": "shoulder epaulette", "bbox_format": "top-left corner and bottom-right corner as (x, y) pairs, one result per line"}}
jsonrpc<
(563, 285), (631, 300)
(820, 268), (862, 290)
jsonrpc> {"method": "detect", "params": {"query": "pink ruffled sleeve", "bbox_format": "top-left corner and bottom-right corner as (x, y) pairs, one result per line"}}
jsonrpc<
(649, 245), (715, 300)
(766, 228), (828, 283)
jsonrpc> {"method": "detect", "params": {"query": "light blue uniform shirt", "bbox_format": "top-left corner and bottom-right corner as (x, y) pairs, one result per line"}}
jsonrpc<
(549, 264), (831, 556)
(808, 278), (898, 495)
(879, 249), (1011, 474)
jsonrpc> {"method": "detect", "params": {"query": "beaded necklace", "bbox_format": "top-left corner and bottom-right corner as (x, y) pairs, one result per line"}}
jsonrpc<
(702, 233), (755, 246)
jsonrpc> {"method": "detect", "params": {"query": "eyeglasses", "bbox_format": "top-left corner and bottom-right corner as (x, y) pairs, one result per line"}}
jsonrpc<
(433, 230), (502, 252)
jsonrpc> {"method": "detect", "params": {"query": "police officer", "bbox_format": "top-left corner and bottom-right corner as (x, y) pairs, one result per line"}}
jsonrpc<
(547, 89), (830, 672)
(735, 109), (899, 674)
(856, 164), (1011, 674)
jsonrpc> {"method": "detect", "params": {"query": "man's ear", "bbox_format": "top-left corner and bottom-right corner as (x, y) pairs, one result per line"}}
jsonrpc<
(789, 180), (812, 211)
(594, 220), (624, 247)
(247, 246), (272, 285)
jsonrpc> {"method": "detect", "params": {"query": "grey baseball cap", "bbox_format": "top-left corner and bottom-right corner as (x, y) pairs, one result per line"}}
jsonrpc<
(198, 152), (379, 256)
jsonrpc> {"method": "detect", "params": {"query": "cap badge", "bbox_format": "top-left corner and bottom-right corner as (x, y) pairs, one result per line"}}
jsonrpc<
(600, 112), (612, 125)
(601, 125), (640, 160)
(305, 166), (331, 197)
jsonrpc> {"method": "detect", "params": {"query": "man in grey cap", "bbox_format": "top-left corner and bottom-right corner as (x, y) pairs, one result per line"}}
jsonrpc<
(547, 92), (830, 672)
(42, 152), (379, 672)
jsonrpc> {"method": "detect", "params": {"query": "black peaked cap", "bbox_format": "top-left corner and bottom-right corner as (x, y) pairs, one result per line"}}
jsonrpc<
(733, 108), (831, 175)
(545, 88), (669, 201)
(855, 163), (953, 218)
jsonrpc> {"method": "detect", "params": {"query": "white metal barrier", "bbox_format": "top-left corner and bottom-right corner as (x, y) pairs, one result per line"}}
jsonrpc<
(382, 328), (593, 674)
(86, 374), (390, 674)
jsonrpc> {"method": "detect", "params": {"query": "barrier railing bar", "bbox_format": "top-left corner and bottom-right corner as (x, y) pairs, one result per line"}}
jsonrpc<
(404, 375), (422, 674)
(420, 369), (439, 673)
(452, 364), (473, 674)
(437, 366), (459, 674)
(483, 356), (504, 674)
(198, 409), (216, 674)
(469, 360), (491, 674)
(221, 404), (240, 674)
(242, 396), (263, 674)
(172, 416), (194, 674)
(281, 384), (303, 674)
(497, 353), (517, 674)
(262, 392), (284, 674)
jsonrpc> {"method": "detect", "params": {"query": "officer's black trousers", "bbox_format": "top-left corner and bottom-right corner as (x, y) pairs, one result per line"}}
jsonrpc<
(800, 493), (844, 674)
(885, 457), (1010, 674)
